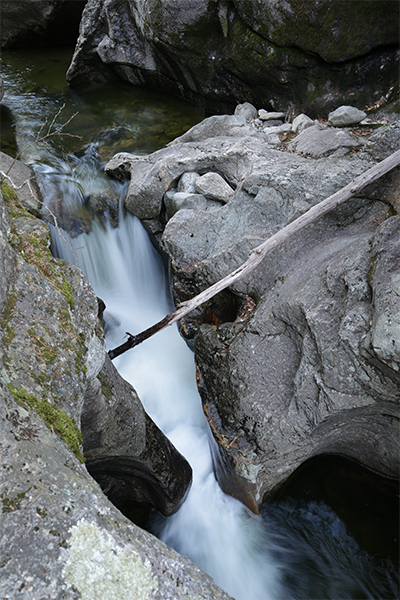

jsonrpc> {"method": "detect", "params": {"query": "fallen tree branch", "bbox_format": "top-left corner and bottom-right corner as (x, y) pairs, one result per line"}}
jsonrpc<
(108, 148), (400, 360)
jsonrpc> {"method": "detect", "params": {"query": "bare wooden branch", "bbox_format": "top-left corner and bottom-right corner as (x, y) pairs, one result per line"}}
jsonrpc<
(108, 148), (400, 359)
(4, 104), (81, 177)
(108, 316), (175, 359)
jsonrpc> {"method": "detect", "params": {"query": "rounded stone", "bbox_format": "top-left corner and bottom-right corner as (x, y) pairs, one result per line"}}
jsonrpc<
(328, 105), (367, 127)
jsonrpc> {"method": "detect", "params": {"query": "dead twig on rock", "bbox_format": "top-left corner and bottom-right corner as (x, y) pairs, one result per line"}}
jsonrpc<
(108, 148), (400, 360)
(4, 103), (81, 177)
(0, 105), (83, 265)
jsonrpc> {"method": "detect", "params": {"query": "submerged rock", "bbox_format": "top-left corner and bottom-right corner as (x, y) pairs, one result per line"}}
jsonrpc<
(106, 110), (400, 513)
(87, 188), (120, 228)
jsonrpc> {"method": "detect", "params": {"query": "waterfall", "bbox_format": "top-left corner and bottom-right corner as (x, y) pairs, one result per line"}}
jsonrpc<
(41, 156), (284, 600)
(35, 153), (398, 600)
(2, 44), (396, 600)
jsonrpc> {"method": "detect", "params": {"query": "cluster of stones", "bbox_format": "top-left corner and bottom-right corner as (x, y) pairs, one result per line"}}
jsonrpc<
(164, 171), (235, 220)
(237, 102), (374, 157)
(244, 103), (369, 133)
(161, 103), (384, 223)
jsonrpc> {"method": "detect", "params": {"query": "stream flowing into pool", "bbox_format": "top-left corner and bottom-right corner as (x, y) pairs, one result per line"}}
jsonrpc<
(1, 47), (398, 600)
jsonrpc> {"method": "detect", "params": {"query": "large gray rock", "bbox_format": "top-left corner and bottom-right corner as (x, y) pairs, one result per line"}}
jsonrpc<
(288, 125), (362, 158)
(169, 114), (260, 144)
(292, 113), (315, 133)
(82, 354), (192, 526)
(106, 114), (400, 513)
(234, 102), (258, 120)
(328, 105), (367, 127)
(67, 0), (399, 115)
(194, 217), (400, 509)
(0, 161), (231, 599)
(194, 172), (235, 203)
(0, 388), (232, 599)
(0, 0), (86, 48)
(165, 191), (208, 220)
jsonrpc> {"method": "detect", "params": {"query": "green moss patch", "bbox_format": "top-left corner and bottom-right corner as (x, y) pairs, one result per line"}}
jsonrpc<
(27, 327), (58, 365)
(8, 385), (84, 463)
(11, 229), (75, 310)
(0, 289), (18, 348)
(1, 488), (30, 513)
(1, 180), (35, 220)
(1, 181), (19, 206)
(97, 371), (114, 404)
(2, 185), (76, 311)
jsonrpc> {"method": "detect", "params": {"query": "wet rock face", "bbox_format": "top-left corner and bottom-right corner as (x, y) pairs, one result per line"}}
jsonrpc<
(0, 0), (87, 49)
(66, 0), (399, 115)
(106, 110), (400, 513)
(0, 157), (226, 599)
(235, 0), (398, 62)
(82, 355), (192, 526)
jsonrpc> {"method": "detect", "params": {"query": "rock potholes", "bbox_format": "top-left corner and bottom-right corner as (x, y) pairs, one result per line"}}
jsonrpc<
(105, 102), (400, 512)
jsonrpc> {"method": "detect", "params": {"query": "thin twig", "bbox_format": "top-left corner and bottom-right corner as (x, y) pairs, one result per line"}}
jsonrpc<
(4, 105), (81, 177)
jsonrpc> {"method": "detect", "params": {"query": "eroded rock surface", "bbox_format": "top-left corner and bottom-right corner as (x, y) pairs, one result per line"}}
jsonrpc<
(0, 159), (229, 599)
(67, 0), (398, 115)
(82, 354), (192, 526)
(106, 107), (400, 512)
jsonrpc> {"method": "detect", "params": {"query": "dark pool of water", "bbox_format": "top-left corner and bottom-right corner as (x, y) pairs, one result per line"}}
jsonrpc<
(0, 45), (205, 163)
(264, 455), (399, 599)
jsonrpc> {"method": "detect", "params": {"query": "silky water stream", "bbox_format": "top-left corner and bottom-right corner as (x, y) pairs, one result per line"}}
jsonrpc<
(41, 160), (399, 600)
(1, 47), (399, 600)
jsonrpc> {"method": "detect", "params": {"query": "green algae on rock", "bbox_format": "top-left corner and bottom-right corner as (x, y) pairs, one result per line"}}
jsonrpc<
(7, 385), (84, 462)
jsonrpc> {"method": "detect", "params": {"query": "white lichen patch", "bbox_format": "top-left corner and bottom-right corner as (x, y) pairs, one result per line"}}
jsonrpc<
(62, 519), (157, 599)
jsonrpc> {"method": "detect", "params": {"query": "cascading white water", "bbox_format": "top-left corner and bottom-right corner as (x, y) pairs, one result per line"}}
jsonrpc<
(44, 159), (284, 600)
(3, 45), (397, 600)
(37, 155), (399, 600)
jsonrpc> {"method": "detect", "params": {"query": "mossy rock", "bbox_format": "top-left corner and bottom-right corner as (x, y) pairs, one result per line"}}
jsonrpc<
(8, 385), (84, 462)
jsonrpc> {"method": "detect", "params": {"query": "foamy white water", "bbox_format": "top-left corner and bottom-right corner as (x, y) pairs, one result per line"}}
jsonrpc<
(44, 164), (283, 599)
(39, 156), (398, 600)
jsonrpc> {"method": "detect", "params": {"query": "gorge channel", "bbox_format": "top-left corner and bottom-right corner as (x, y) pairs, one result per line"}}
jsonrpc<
(1, 46), (398, 600)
